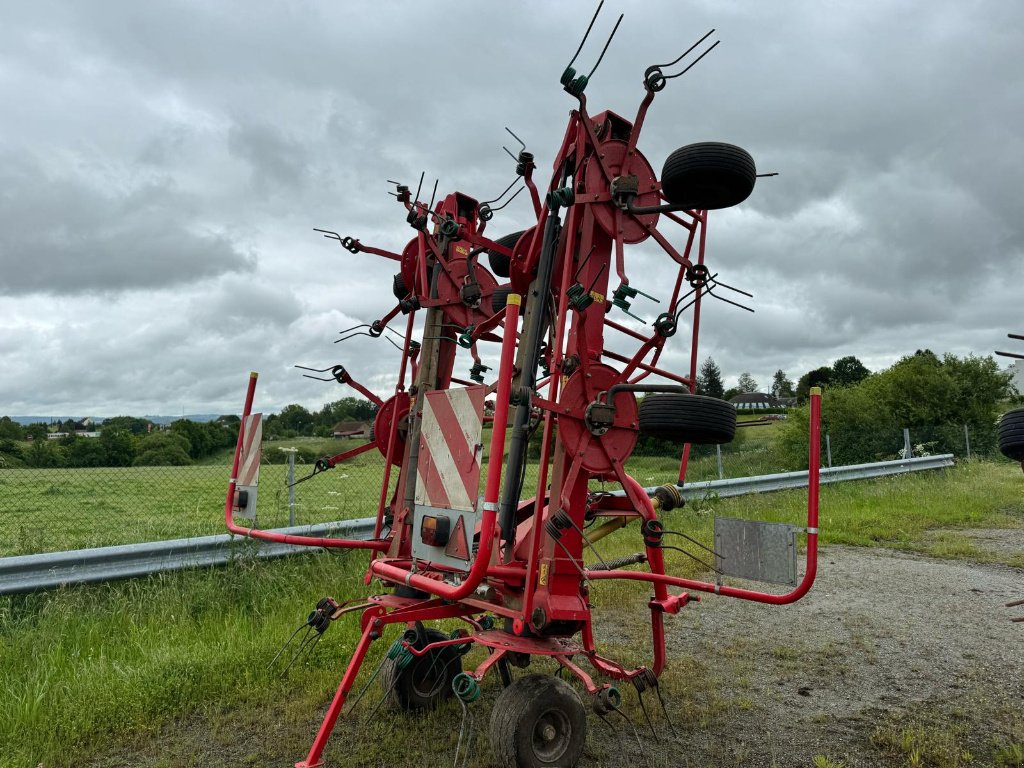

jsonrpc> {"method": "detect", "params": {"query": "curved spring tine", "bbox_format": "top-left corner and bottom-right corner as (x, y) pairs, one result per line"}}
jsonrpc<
(313, 228), (343, 243)
(586, 13), (624, 80)
(661, 528), (722, 558)
(650, 29), (715, 72)
(565, 1), (605, 72)
(612, 704), (651, 768)
(480, 176), (520, 206)
(295, 363), (335, 373)
(634, 686), (659, 742)
(505, 126), (527, 152)
(486, 184), (525, 213)
(269, 621), (312, 670)
(653, 683), (679, 739)
(658, 543), (722, 574)
(665, 39), (719, 80)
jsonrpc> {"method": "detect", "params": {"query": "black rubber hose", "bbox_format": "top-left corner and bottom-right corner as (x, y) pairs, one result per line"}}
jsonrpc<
(499, 213), (563, 558)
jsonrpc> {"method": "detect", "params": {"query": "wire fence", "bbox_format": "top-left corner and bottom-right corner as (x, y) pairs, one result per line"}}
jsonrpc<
(0, 423), (1001, 557)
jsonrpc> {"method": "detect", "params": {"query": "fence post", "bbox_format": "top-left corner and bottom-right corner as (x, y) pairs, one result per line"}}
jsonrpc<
(716, 444), (724, 480)
(963, 424), (971, 460)
(825, 433), (833, 468)
(903, 428), (912, 459)
(280, 447), (298, 527)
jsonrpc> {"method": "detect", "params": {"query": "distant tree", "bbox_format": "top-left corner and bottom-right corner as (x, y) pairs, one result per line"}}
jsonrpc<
(66, 436), (107, 467)
(723, 386), (741, 401)
(101, 416), (151, 435)
(831, 355), (871, 387)
(134, 432), (193, 466)
(277, 404), (315, 436)
(317, 397), (376, 429)
(170, 419), (214, 460)
(695, 358), (725, 400)
(778, 352), (1014, 468)
(100, 428), (136, 466)
(770, 370), (795, 398)
(25, 440), (64, 467)
(216, 414), (242, 430)
(0, 417), (23, 441)
(736, 372), (759, 394)
(796, 367), (833, 402)
(25, 423), (48, 441)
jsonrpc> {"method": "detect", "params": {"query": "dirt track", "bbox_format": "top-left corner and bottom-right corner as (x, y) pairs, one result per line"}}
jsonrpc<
(585, 540), (1024, 767)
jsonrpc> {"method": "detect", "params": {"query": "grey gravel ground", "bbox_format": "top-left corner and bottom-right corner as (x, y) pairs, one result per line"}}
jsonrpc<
(582, 541), (1024, 768)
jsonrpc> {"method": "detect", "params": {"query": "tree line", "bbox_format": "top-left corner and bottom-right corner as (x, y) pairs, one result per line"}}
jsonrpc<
(694, 355), (872, 403)
(0, 396), (378, 469)
(776, 350), (1016, 466)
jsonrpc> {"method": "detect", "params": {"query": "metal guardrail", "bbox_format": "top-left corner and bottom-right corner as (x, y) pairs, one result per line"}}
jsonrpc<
(669, 454), (955, 500)
(0, 519), (375, 595)
(0, 454), (953, 595)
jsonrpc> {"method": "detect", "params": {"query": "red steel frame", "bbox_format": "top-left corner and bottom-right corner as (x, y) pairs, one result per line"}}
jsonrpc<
(224, 46), (822, 768)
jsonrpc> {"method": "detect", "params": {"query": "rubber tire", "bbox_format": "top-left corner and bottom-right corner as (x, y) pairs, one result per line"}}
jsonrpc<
(491, 285), (513, 314)
(392, 272), (408, 300)
(380, 628), (462, 711)
(487, 231), (525, 278)
(489, 674), (586, 768)
(998, 407), (1024, 461)
(661, 142), (756, 210)
(639, 393), (736, 444)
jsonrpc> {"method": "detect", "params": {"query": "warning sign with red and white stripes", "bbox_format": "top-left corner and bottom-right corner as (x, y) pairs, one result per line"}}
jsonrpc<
(233, 413), (262, 520)
(415, 386), (485, 513)
(238, 413), (263, 487)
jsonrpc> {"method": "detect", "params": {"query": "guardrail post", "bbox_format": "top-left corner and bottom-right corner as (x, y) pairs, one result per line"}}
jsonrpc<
(716, 444), (724, 480)
(825, 433), (833, 468)
(963, 424), (971, 460)
(903, 428), (912, 459)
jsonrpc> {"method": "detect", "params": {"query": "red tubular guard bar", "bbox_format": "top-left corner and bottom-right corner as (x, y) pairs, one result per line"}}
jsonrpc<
(224, 372), (388, 551)
(587, 388), (822, 604)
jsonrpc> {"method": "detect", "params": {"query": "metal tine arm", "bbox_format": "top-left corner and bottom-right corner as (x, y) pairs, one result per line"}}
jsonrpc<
(565, 1), (605, 73)
(585, 13), (624, 80)
(480, 176), (519, 206)
(486, 184), (525, 213)
(650, 28), (715, 72)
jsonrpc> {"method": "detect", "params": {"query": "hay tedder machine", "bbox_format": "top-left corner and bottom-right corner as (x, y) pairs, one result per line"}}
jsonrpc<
(225, 8), (822, 767)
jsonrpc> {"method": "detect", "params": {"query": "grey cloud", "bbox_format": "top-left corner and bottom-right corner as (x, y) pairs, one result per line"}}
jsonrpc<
(1, 1), (1022, 413)
(0, 153), (255, 296)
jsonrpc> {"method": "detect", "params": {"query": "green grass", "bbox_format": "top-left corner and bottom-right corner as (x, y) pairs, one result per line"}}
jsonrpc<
(0, 440), (387, 556)
(0, 426), (790, 556)
(2, 460), (1022, 768)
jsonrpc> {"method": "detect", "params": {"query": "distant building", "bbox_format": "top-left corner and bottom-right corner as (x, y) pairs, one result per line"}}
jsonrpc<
(332, 420), (371, 438)
(728, 392), (782, 410)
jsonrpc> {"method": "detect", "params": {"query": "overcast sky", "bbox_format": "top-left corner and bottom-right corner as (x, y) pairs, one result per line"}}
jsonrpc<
(2, 1), (1021, 417)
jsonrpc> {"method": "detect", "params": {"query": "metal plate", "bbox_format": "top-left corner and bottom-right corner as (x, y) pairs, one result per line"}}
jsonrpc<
(232, 413), (263, 520)
(412, 503), (479, 572)
(714, 517), (798, 586)
(414, 386), (485, 513)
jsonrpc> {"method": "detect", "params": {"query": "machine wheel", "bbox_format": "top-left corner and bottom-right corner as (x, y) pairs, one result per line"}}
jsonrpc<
(639, 393), (736, 444)
(998, 407), (1024, 461)
(490, 674), (586, 768)
(491, 285), (513, 314)
(487, 231), (525, 278)
(380, 627), (462, 711)
(392, 272), (409, 300)
(661, 142), (756, 210)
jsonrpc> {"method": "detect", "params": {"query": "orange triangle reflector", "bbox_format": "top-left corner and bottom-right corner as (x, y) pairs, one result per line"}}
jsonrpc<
(445, 516), (470, 560)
